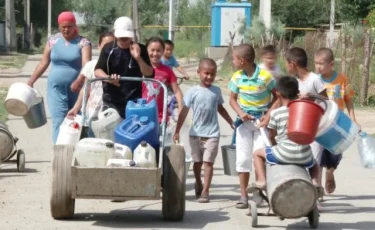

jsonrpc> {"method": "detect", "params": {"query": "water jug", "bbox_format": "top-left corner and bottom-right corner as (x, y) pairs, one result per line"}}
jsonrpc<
(56, 116), (82, 146)
(126, 98), (158, 125)
(315, 101), (359, 155)
(113, 143), (132, 160)
(91, 108), (123, 141)
(114, 115), (159, 151)
(74, 138), (114, 167)
(133, 141), (157, 168)
(357, 132), (375, 169)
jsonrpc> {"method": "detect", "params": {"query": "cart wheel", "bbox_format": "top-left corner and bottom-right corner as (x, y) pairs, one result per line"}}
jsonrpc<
(17, 149), (25, 172)
(308, 206), (319, 229)
(162, 145), (186, 221)
(249, 200), (258, 227)
(50, 145), (75, 219)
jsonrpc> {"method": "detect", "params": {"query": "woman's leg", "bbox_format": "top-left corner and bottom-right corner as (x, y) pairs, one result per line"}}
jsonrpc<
(48, 86), (69, 144)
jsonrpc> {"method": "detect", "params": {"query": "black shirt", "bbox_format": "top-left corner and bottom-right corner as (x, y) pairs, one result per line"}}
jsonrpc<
(95, 41), (153, 105)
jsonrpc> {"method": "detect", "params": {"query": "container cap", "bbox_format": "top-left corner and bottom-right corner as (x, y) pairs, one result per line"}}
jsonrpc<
(105, 142), (114, 148)
(129, 160), (136, 167)
(137, 98), (147, 105)
(141, 141), (148, 147)
(139, 116), (149, 124)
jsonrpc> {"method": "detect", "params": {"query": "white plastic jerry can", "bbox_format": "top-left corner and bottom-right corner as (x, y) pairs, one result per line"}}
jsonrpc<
(91, 108), (122, 141)
(56, 115), (83, 146)
(133, 141), (157, 168)
(74, 138), (114, 167)
(113, 143), (132, 160)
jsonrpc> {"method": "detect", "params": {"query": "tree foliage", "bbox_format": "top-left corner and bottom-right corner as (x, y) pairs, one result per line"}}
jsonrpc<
(339, 0), (375, 23)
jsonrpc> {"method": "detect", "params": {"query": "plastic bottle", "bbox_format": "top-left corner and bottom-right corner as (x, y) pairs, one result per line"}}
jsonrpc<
(133, 141), (157, 168)
(357, 132), (375, 169)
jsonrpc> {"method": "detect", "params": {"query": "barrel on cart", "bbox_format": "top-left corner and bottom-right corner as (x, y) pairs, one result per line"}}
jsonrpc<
(248, 164), (319, 229)
(50, 77), (186, 221)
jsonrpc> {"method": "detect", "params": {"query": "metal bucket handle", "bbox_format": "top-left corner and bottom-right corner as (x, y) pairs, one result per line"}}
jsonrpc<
(307, 94), (328, 112)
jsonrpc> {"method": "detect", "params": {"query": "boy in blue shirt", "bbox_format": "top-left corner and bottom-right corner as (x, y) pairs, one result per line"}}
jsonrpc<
(174, 58), (233, 203)
(162, 40), (190, 80)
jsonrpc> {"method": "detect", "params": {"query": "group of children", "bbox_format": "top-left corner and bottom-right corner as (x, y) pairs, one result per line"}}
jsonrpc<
(174, 43), (360, 209)
(67, 28), (359, 208)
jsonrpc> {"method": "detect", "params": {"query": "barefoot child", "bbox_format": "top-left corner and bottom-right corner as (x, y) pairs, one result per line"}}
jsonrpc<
(259, 45), (283, 79)
(229, 44), (278, 209)
(314, 47), (360, 197)
(162, 40), (189, 80)
(285, 47), (327, 204)
(252, 76), (318, 189)
(142, 37), (184, 123)
(173, 58), (233, 203)
(67, 32), (115, 137)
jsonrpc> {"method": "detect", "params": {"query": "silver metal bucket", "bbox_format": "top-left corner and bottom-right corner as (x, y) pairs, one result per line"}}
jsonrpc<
(23, 91), (47, 129)
(221, 145), (237, 176)
(0, 123), (16, 162)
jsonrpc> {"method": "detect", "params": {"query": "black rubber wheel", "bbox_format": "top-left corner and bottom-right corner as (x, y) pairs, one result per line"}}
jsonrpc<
(16, 149), (25, 172)
(50, 145), (75, 219)
(308, 206), (319, 229)
(162, 144), (186, 221)
(249, 200), (258, 227)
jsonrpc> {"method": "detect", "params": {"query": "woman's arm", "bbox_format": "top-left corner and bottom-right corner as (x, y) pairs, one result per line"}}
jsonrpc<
(27, 44), (51, 87)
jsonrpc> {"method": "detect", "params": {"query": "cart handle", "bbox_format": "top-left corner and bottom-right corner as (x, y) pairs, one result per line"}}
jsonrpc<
(81, 76), (168, 150)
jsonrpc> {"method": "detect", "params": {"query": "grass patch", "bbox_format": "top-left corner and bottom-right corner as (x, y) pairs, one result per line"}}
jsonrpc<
(0, 87), (8, 123)
(0, 53), (28, 71)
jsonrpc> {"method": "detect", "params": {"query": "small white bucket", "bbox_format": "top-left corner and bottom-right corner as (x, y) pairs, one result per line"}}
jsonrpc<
(5, 83), (38, 116)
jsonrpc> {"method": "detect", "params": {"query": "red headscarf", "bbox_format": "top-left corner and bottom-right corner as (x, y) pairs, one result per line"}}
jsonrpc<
(58, 11), (78, 34)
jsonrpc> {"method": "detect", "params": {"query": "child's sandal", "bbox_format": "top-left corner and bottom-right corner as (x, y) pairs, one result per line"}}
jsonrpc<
(197, 194), (210, 203)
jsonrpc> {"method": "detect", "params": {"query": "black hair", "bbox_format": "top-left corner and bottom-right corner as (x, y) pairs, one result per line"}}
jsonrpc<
(260, 45), (276, 56)
(233, 43), (255, 63)
(164, 39), (174, 47)
(199, 58), (217, 70)
(276, 76), (299, 100)
(315, 47), (334, 62)
(98, 32), (114, 45)
(285, 47), (308, 68)
(146, 36), (165, 50)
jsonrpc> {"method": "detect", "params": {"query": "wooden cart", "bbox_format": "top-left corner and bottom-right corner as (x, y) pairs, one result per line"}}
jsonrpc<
(50, 77), (186, 221)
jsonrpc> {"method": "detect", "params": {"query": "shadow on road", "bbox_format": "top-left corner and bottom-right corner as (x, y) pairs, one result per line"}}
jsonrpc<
(285, 219), (375, 230)
(69, 209), (230, 229)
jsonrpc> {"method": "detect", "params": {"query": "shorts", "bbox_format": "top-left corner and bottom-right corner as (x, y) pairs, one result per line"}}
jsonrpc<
(189, 136), (219, 163)
(310, 141), (324, 165)
(265, 146), (315, 168)
(236, 120), (266, 173)
(320, 149), (342, 169)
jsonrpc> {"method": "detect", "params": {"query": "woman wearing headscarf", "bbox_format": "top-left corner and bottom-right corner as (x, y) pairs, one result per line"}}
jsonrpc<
(27, 11), (92, 144)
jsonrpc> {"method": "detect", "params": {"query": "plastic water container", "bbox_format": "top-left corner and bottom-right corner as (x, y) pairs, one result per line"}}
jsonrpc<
(113, 143), (132, 160)
(74, 138), (114, 167)
(126, 98), (158, 125)
(91, 108), (123, 141)
(56, 115), (82, 146)
(133, 141), (157, 168)
(357, 132), (375, 169)
(315, 101), (360, 155)
(114, 115), (159, 152)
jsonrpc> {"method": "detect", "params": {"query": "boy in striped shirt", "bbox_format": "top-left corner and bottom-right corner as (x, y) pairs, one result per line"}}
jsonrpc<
(251, 76), (319, 189)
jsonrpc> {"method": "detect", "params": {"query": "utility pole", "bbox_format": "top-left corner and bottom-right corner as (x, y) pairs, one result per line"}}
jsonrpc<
(132, 0), (140, 42)
(5, 0), (17, 52)
(259, 0), (271, 40)
(48, 0), (51, 38)
(168, 0), (175, 41)
(23, 0), (30, 49)
(329, 0), (335, 48)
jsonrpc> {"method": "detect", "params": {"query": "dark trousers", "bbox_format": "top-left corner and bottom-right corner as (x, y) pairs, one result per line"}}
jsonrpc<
(320, 149), (342, 169)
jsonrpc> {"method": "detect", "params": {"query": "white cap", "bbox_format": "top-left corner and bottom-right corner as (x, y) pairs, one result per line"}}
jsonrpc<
(113, 16), (134, 38)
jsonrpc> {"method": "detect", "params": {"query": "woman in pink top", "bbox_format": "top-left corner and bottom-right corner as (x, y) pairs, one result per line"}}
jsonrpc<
(142, 37), (183, 123)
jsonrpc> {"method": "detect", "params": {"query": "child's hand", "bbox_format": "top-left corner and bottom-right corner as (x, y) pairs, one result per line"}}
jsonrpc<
(66, 107), (79, 119)
(257, 116), (269, 128)
(107, 74), (120, 87)
(173, 133), (180, 143)
(183, 74), (190, 80)
(240, 113), (254, 122)
(354, 120), (361, 131)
